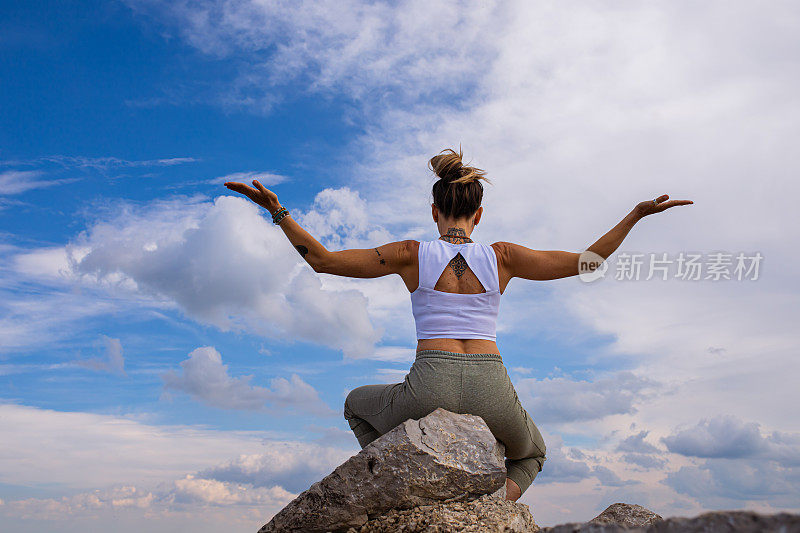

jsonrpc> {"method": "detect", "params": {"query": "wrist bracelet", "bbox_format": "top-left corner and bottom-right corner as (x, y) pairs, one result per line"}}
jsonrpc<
(272, 207), (289, 224)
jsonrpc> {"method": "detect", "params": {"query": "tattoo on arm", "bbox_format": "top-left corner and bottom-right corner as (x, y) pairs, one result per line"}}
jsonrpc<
(295, 245), (309, 257)
(375, 247), (386, 265)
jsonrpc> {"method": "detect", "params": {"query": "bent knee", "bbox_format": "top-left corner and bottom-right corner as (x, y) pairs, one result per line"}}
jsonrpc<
(343, 388), (359, 420)
(504, 432), (546, 462)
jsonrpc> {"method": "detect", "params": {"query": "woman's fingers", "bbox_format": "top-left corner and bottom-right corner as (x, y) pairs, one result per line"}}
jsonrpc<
(224, 181), (258, 197)
(636, 195), (693, 217)
(252, 180), (280, 206)
(656, 199), (694, 211)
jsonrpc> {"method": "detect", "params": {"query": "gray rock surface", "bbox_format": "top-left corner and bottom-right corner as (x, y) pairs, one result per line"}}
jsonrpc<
(542, 505), (800, 533)
(346, 501), (800, 533)
(258, 407), (507, 533)
(589, 503), (663, 527)
(257, 412), (800, 533)
(345, 493), (539, 533)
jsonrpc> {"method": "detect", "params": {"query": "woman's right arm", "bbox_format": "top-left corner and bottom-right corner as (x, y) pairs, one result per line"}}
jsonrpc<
(495, 194), (693, 282)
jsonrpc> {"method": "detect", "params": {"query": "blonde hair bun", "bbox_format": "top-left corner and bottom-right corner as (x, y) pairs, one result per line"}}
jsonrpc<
(428, 146), (490, 185)
(428, 145), (492, 220)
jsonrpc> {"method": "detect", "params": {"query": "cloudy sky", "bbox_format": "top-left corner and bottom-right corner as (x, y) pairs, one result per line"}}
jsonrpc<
(1, 0), (798, 530)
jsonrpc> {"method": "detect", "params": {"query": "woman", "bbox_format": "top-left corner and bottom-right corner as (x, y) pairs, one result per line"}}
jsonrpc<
(224, 148), (692, 502)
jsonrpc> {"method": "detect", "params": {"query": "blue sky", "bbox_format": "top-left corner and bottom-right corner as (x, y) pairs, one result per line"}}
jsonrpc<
(2, 1), (799, 531)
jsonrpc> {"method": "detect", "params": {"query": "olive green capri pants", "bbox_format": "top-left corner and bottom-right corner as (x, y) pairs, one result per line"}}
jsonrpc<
(343, 349), (547, 496)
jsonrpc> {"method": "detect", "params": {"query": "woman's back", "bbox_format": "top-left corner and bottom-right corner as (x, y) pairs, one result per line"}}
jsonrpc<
(409, 238), (504, 354)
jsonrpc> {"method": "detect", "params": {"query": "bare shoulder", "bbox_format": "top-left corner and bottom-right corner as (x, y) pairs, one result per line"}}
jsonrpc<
(401, 239), (420, 264)
(490, 241), (511, 265)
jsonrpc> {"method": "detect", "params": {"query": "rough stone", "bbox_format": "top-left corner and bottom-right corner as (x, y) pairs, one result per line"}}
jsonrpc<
(542, 508), (800, 533)
(346, 493), (539, 533)
(258, 407), (507, 533)
(589, 503), (663, 527)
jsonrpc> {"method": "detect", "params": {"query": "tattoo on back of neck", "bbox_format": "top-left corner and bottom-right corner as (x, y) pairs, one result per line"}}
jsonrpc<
(439, 227), (472, 244)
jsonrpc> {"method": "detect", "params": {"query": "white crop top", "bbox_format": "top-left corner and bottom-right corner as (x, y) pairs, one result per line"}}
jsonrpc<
(410, 239), (501, 341)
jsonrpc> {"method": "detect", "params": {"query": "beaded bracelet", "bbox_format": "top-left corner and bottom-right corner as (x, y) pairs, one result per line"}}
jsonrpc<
(272, 207), (289, 224)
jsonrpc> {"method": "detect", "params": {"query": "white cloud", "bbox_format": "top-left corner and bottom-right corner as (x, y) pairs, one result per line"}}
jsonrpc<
(664, 458), (800, 509)
(5, 0), (800, 523)
(73, 334), (126, 374)
(122, 0), (502, 114)
(197, 444), (355, 494)
(206, 170), (288, 186)
(0, 475), (297, 529)
(0, 169), (79, 195)
(654, 415), (800, 508)
(293, 186), (393, 250)
(368, 345), (416, 363)
(36, 154), (199, 170)
(0, 402), (284, 489)
(0, 283), (121, 355)
(161, 345), (336, 416)
(516, 371), (662, 425)
(617, 430), (662, 455)
(0, 402), (357, 528)
(662, 415), (800, 465)
(58, 193), (383, 358)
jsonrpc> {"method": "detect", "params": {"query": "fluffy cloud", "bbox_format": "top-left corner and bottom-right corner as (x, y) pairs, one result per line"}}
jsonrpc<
(661, 415), (800, 508)
(197, 444), (355, 493)
(535, 433), (640, 488)
(516, 371), (661, 424)
(0, 403), (357, 528)
(0, 402), (275, 489)
(617, 431), (662, 454)
(6, 0), (800, 524)
(62, 193), (383, 358)
(161, 345), (336, 416)
(72, 334), (126, 374)
(620, 453), (667, 470)
(0, 274), (121, 355)
(615, 430), (668, 470)
(662, 414), (800, 465)
(122, 0), (501, 114)
(664, 459), (800, 509)
(1, 475), (296, 528)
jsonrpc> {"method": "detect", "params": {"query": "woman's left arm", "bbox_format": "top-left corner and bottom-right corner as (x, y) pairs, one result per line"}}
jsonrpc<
(224, 179), (414, 277)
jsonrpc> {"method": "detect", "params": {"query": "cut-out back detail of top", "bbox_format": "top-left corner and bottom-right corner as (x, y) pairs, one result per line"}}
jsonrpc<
(410, 239), (501, 341)
(433, 252), (486, 293)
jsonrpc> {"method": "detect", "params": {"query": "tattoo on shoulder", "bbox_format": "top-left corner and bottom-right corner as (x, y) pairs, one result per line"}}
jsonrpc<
(375, 248), (385, 265)
(295, 245), (309, 257)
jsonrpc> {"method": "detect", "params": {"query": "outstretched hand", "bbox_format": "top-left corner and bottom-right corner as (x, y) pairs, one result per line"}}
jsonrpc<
(224, 179), (281, 213)
(634, 194), (693, 219)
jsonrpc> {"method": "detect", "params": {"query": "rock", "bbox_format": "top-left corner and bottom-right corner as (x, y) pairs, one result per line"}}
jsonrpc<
(258, 407), (507, 533)
(589, 503), (663, 527)
(346, 492), (540, 533)
(645, 510), (800, 532)
(542, 508), (800, 533)
(257, 409), (800, 533)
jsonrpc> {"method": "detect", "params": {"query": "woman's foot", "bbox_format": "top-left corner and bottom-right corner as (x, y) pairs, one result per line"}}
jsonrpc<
(505, 477), (522, 502)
